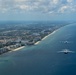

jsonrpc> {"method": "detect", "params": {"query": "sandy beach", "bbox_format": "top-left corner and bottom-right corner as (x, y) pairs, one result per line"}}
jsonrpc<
(35, 30), (57, 45)
(9, 46), (25, 53)
(9, 30), (57, 52)
(42, 30), (56, 41)
(35, 41), (41, 45)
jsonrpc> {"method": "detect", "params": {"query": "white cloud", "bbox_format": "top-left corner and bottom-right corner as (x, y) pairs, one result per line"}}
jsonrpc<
(14, 0), (26, 2)
(52, 0), (59, 4)
(0, 0), (76, 14)
(59, 6), (69, 13)
(17, 5), (29, 10)
(67, 0), (73, 3)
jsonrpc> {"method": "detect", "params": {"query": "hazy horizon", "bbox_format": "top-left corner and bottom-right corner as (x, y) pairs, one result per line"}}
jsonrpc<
(0, 0), (76, 21)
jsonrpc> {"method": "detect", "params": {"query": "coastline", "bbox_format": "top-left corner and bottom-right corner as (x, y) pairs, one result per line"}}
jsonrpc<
(1, 29), (58, 54)
(35, 30), (57, 45)
(9, 46), (25, 53)
(9, 30), (56, 52)
(35, 41), (41, 45)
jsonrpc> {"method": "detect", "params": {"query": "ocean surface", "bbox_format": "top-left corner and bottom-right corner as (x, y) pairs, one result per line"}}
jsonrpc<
(0, 24), (76, 75)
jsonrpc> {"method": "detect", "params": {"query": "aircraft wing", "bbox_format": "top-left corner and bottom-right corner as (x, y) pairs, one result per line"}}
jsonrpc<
(58, 49), (75, 53)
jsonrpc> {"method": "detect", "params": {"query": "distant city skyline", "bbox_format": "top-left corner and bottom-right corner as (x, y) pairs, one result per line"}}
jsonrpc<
(0, 0), (76, 21)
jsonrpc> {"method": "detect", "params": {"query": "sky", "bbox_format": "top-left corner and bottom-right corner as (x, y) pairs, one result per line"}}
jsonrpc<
(0, 0), (76, 21)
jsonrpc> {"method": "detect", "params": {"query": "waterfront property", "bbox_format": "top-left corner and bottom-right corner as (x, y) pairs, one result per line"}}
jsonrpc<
(0, 22), (68, 55)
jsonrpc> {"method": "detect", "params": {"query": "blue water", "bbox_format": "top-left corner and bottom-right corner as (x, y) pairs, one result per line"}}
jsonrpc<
(0, 24), (76, 75)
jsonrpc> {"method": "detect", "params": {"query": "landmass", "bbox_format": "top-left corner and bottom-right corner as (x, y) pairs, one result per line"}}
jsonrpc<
(0, 21), (70, 55)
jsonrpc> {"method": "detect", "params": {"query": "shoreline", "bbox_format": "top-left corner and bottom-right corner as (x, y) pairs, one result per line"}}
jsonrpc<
(0, 46), (25, 55)
(9, 46), (25, 53)
(9, 30), (56, 52)
(1, 29), (58, 54)
(34, 41), (41, 45)
(35, 24), (67, 45)
(35, 30), (57, 45)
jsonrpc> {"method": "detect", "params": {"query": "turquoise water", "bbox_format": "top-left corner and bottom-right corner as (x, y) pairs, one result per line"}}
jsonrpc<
(0, 24), (76, 75)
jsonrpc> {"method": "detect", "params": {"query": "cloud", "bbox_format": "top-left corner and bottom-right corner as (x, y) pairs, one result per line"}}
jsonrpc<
(67, 0), (73, 3)
(52, 0), (59, 4)
(0, 0), (76, 14)
(58, 5), (70, 13)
